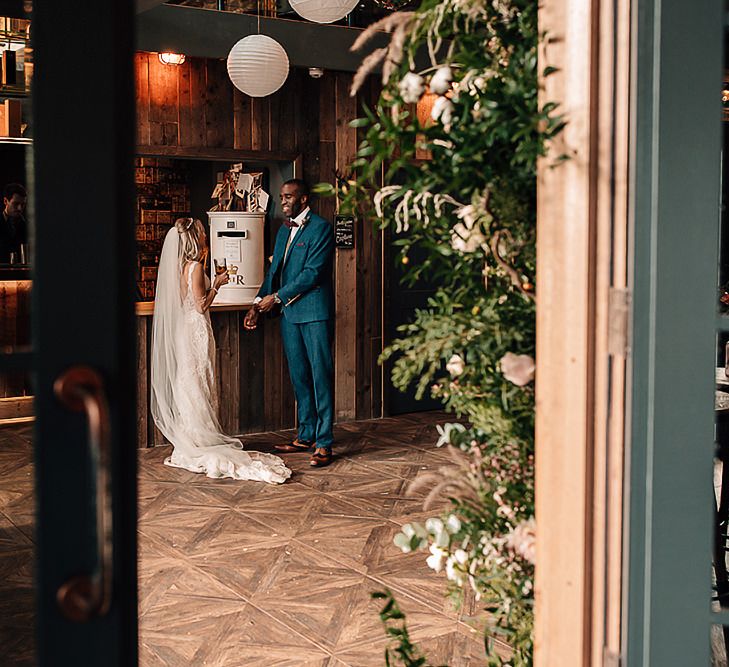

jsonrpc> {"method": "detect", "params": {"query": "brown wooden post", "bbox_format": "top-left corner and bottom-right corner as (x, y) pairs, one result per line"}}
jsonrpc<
(536, 1), (630, 664)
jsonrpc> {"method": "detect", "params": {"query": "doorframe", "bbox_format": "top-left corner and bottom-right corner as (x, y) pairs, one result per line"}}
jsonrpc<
(535, 0), (631, 662)
(536, 0), (723, 665)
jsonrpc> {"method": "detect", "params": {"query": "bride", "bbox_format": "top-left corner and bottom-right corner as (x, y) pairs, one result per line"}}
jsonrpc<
(150, 217), (291, 484)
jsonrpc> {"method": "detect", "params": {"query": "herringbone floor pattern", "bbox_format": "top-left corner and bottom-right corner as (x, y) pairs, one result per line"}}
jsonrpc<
(1, 413), (504, 666)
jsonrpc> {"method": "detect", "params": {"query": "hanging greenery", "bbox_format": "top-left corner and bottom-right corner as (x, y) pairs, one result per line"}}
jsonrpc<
(371, 0), (416, 11)
(316, 0), (563, 664)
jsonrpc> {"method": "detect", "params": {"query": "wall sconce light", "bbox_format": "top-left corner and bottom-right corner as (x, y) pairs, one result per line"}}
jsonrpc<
(158, 52), (186, 66)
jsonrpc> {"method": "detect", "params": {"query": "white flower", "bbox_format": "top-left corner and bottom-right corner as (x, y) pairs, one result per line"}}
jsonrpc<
(446, 514), (462, 534)
(499, 352), (536, 386)
(431, 96), (455, 127)
(426, 545), (448, 572)
(445, 556), (461, 583)
(453, 548), (469, 565)
(433, 528), (450, 548)
(398, 72), (425, 104)
(393, 532), (412, 553)
(429, 66), (453, 95)
(506, 517), (536, 564)
(435, 422), (466, 447)
(446, 354), (465, 377)
(451, 222), (487, 253)
(425, 517), (444, 534)
(445, 552), (468, 585)
(456, 204), (477, 227)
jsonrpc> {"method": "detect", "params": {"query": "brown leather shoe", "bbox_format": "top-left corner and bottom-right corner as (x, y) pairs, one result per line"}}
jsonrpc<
(309, 448), (333, 467)
(274, 439), (312, 453)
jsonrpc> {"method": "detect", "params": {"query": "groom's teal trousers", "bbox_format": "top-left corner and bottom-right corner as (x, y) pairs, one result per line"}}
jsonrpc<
(280, 316), (334, 450)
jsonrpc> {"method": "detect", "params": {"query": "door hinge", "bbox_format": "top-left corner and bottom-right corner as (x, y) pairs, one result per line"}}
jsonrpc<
(603, 649), (622, 667)
(608, 287), (631, 357)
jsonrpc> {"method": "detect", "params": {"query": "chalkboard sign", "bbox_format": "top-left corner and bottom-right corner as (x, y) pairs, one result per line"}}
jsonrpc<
(335, 215), (355, 249)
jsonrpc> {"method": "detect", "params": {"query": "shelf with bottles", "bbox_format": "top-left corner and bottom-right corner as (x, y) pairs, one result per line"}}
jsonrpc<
(0, 16), (32, 98)
(135, 156), (191, 300)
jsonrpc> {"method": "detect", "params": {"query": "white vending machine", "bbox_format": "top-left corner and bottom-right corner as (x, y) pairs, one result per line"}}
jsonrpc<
(208, 211), (265, 305)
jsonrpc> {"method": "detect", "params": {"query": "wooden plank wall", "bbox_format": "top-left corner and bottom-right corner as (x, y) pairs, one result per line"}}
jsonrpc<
(0, 280), (31, 409)
(135, 52), (384, 445)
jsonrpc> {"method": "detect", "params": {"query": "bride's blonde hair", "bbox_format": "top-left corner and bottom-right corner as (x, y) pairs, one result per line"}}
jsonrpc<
(175, 217), (208, 264)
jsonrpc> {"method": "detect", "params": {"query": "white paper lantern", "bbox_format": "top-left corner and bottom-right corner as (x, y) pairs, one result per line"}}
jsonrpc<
(227, 35), (289, 98)
(289, 0), (359, 24)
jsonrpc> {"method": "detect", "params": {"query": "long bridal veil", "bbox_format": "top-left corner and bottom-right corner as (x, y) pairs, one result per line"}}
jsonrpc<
(150, 228), (290, 484)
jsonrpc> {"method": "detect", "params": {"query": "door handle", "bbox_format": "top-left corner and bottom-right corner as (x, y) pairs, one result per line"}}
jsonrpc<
(53, 366), (113, 621)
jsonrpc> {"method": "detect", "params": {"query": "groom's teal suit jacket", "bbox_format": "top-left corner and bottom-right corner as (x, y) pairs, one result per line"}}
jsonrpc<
(257, 211), (334, 323)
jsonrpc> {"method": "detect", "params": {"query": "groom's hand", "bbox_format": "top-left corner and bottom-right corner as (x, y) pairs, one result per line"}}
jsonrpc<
(243, 308), (259, 331)
(257, 294), (278, 313)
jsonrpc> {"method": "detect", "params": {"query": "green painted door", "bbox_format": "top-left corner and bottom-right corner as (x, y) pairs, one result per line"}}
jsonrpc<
(626, 0), (723, 664)
(30, 2), (137, 664)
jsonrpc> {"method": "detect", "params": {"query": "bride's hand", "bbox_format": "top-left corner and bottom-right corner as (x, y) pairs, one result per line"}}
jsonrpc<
(214, 272), (230, 290)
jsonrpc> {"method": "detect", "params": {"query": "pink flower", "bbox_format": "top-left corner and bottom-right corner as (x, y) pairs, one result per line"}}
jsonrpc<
(506, 517), (536, 564)
(446, 354), (465, 377)
(499, 352), (535, 387)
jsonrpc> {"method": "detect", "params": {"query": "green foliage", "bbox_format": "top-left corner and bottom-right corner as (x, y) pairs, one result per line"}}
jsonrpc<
(332, 0), (562, 664)
(373, 590), (446, 667)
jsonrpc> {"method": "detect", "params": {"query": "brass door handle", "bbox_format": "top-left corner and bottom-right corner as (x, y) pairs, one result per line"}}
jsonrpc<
(53, 366), (113, 621)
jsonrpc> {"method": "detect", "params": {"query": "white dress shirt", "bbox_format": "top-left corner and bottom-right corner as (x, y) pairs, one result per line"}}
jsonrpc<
(254, 206), (310, 305)
(283, 206), (310, 257)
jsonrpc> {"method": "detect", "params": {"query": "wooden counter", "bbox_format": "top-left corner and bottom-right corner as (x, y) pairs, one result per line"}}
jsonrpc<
(135, 300), (254, 316)
(136, 302), (296, 447)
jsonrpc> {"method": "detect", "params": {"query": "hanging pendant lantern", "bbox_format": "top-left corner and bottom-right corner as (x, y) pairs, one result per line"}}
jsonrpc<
(289, 0), (359, 24)
(226, 34), (289, 98)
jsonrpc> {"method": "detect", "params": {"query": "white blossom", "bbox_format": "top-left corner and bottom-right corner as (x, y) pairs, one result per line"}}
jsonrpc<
(429, 66), (453, 95)
(398, 71), (426, 104)
(431, 96), (455, 127)
(445, 556), (465, 584)
(425, 517), (445, 534)
(451, 221), (487, 253)
(499, 352), (536, 386)
(401, 523), (416, 538)
(426, 545), (448, 572)
(446, 354), (465, 377)
(433, 528), (450, 548)
(454, 548), (469, 565)
(393, 532), (412, 553)
(456, 204), (477, 227)
(446, 514), (462, 534)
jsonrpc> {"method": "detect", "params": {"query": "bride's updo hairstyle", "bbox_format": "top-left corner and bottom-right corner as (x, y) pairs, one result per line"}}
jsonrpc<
(175, 217), (207, 263)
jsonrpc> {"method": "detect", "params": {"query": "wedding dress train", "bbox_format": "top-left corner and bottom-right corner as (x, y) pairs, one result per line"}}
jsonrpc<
(151, 230), (290, 484)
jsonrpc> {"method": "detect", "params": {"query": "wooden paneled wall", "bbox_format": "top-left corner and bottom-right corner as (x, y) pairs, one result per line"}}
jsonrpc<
(0, 280), (32, 421)
(135, 52), (383, 443)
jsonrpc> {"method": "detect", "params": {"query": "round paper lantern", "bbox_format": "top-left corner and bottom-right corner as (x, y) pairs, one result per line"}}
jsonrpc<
(227, 35), (289, 98)
(289, 0), (359, 24)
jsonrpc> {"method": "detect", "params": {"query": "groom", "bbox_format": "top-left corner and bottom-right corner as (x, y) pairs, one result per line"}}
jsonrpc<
(243, 179), (335, 467)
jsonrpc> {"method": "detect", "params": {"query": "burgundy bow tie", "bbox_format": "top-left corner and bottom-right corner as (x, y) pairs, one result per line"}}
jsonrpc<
(284, 217), (299, 229)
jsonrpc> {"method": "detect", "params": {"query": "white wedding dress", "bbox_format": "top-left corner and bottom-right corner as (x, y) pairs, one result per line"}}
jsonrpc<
(150, 229), (291, 484)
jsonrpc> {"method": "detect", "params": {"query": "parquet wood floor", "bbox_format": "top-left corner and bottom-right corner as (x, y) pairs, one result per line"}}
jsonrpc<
(1, 413), (505, 666)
